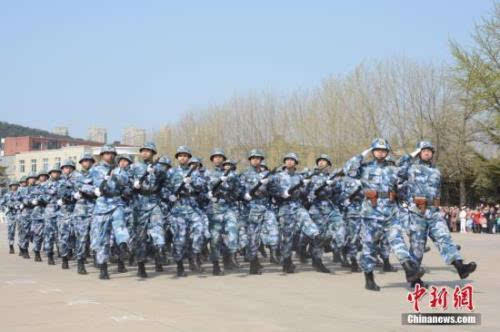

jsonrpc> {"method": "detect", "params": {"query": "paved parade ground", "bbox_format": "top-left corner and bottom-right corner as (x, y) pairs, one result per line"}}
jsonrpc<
(0, 221), (498, 332)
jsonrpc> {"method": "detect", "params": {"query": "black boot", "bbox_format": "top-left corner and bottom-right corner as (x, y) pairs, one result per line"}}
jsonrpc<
(283, 257), (296, 274)
(223, 253), (238, 271)
(77, 259), (87, 275)
(212, 261), (223, 276)
(176, 260), (187, 277)
(452, 260), (477, 279)
(189, 256), (202, 273)
(154, 254), (164, 272)
(269, 248), (280, 265)
(47, 252), (55, 265)
(410, 278), (428, 289)
(92, 251), (98, 268)
(128, 254), (136, 267)
(340, 253), (351, 268)
(402, 261), (425, 282)
(364, 272), (380, 291)
(119, 242), (130, 260)
(19, 246), (23, 256)
(9, 245), (14, 254)
(61, 256), (69, 269)
(232, 253), (241, 268)
(382, 258), (398, 272)
(99, 263), (110, 280)
(312, 257), (331, 273)
(34, 251), (42, 262)
(249, 257), (262, 275)
(137, 262), (148, 278)
(332, 251), (342, 263)
(424, 246), (431, 253)
(23, 248), (30, 259)
(117, 259), (127, 273)
(258, 243), (268, 258)
(350, 257), (361, 273)
(299, 243), (309, 264)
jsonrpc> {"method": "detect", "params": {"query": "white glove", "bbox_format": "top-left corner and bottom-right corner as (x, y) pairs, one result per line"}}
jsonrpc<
(361, 148), (372, 157)
(183, 177), (192, 184)
(303, 179), (311, 185)
(220, 176), (228, 182)
(244, 193), (252, 201)
(410, 148), (422, 158)
(104, 175), (111, 181)
(20, 204), (24, 210)
(210, 196), (218, 202)
(282, 190), (290, 199)
(259, 178), (269, 185)
(94, 188), (101, 197)
(208, 191), (214, 199)
(169, 194), (177, 202)
(147, 164), (155, 173)
(57, 199), (63, 206)
(73, 192), (81, 200)
(343, 199), (351, 207)
(133, 180), (141, 189)
(326, 180), (334, 186)
(31, 199), (38, 206)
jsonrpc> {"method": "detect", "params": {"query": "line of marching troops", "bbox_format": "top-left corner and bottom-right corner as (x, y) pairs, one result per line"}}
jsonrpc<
(0, 138), (477, 291)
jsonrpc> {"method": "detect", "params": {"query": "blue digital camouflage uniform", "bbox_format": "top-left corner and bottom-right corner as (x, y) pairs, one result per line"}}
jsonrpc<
(30, 182), (46, 253)
(17, 182), (35, 251)
(240, 165), (279, 260)
(41, 177), (60, 255)
(57, 171), (77, 258)
(166, 164), (205, 262)
(0, 187), (19, 246)
(90, 161), (131, 265)
(269, 168), (320, 261)
(130, 159), (166, 263)
(344, 152), (413, 273)
(307, 170), (346, 259)
(397, 154), (462, 266)
(205, 166), (240, 261)
(339, 175), (364, 260)
(72, 169), (96, 260)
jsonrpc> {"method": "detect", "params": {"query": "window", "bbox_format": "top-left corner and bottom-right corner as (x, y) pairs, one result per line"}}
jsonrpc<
(19, 160), (25, 173)
(43, 158), (49, 171)
(31, 159), (37, 172)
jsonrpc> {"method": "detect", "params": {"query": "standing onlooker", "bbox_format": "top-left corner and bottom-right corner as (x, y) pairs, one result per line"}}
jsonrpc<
(450, 206), (458, 232)
(459, 207), (467, 233)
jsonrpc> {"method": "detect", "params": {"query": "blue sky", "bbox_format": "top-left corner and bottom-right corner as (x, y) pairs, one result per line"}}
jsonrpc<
(0, 0), (493, 141)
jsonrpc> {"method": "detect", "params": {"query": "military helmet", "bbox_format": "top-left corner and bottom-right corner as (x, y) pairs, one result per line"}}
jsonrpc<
(79, 153), (95, 164)
(260, 160), (269, 170)
(140, 142), (157, 155)
(370, 138), (391, 151)
(8, 179), (19, 187)
(19, 176), (28, 183)
(283, 152), (299, 164)
(210, 148), (226, 161)
(315, 154), (332, 166)
(48, 163), (61, 174)
(100, 145), (117, 155)
(60, 159), (76, 169)
(158, 155), (172, 166)
(188, 156), (202, 167)
(385, 155), (396, 166)
(416, 140), (435, 153)
(175, 146), (192, 158)
(116, 154), (133, 164)
(248, 149), (265, 160)
(37, 169), (49, 178)
(26, 171), (37, 180)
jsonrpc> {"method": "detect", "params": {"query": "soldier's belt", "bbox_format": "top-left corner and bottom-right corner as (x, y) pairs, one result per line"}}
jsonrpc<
(413, 196), (440, 213)
(364, 190), (396, 207)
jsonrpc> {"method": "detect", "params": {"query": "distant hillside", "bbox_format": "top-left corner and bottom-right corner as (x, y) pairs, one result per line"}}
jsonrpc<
(0, 121), (72, 140)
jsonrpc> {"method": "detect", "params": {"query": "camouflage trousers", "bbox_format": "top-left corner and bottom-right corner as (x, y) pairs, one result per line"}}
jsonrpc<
(309, 202), (345, 259)
(18, 210), (32, 250)
(168, 202), (202, 262)
(279, 202), (320, 260)
(359, 215), (412, 273)
(93, 207), (130, 265)
(344, 214), (362, 259)
(260, 208), (279, 249)
(238, 206), (249, 250)
(5, 213), (17, 246)
(73, 215), (92, 260)
(407, 209), (462, 265)
(208, 207), (239, 261)
(247, 204), (273, 260)
(133, 206), (165, 262)
(43, 216), (58, 254)
(58, 212), (74, 258)
(30, 217), (45, 252)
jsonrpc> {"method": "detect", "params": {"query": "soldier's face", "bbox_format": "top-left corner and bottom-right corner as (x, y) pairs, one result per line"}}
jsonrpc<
(50, 172), (60, 180)
(285, 159), (296, 169)
(27, 178), (35, 185)
(38, 175), (48, 183)
(212, 155), (224, 166)
(80, 160), (93, 170)
(119, 159), (130, 168)
(62, 166), (73, 175)
(102, 153), (115, 163)
(223, 164), (231, 171)
(420, 149), (433, 161)
(317, 159), (329, 169)
(10, 185), (18, 191)
(372, 149), (388, 160)
(177, 153), (190, 165)
(20, 182), (27, 187)
(140, 149), (154, 160)
(249, 157), (262, 167)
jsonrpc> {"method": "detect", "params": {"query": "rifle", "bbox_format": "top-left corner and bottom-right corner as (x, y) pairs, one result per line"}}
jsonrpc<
(99, 165), (115, 196)
(211, 168), (231, 195)
(174, 164), (198, 196)
(287, 169), (319, 196)
(313, 169), (345, 196)
(136, 160), (159, 189)
(249, 166), (279, 197)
